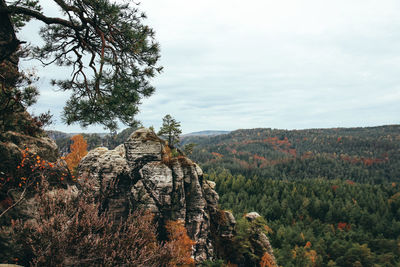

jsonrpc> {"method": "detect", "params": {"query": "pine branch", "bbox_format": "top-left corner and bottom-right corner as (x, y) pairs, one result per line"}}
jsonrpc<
(2, 4), (83, 30)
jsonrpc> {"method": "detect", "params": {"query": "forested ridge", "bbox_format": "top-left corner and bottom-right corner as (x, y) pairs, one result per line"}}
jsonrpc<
(185, 125), (400, 266)
(184, 125), (400, 184)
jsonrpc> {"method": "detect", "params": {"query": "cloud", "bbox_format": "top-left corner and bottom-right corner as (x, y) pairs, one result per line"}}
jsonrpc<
(17, 0), (400, 133)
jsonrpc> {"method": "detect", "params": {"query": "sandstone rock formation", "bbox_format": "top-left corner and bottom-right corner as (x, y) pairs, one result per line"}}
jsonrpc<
(78, 128), (218, 261)
(77, 128), (274, 264)
(245, 212), (276, 265)
(0, 131), (59, 178)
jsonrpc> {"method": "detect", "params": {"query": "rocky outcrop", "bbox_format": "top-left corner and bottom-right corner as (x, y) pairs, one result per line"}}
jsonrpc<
(77, 128), (273, 264)
(245, 212), (276, 265)
(0, 130), (70, 228)
(78, 128), (218, 261)
(1, 131), (59, 161)
(0, 131), (59, 178)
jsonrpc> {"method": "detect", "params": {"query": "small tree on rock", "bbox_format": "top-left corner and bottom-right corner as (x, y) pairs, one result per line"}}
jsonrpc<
(158, 114), (182, 147)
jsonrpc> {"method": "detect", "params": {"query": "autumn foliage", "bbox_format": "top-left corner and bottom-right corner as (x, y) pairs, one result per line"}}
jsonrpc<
(4, 177), (175, 266)
(337, 222), (351, 231)
(0, 148), (68, 220)
(165, 220), (196, 267)
(65, 134), (88, 171)
(260, 252), (276, 267)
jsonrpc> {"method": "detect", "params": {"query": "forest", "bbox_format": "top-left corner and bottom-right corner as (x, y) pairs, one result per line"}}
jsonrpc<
(184, 126), (400, 266)
(207, 168), (400, 266)
(183, 126), (400, 184)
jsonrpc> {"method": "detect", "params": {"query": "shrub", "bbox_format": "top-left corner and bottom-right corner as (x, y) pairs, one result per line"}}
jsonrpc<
(5, 179), (172, 266)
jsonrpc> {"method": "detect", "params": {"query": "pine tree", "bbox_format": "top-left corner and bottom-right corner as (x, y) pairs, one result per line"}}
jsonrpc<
(1, 0), (162, 131)
(158, 114), (182, 147)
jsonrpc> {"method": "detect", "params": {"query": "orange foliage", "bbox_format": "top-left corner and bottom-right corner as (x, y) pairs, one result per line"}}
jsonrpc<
(337, 222), (351, 231)
(304, 241), (312, 248)
(264, 224), (273, 234)
(260, 252), (276, 267)
(165, 220), (196, 267)
(211, 152), (223, 158)
(305, 249), (317, 265)
(254, 154), (267, 161)
(65, 134), (88, 171)
(162, 144), (173, 164)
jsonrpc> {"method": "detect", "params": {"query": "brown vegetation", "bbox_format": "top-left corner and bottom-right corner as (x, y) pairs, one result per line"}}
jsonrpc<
(64, 134), (88, 172)
(165, 220), (196, 267)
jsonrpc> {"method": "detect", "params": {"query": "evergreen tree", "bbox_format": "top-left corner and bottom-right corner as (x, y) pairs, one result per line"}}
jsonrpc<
(1, 0), (162, 131)
(158, 114), (182, 147)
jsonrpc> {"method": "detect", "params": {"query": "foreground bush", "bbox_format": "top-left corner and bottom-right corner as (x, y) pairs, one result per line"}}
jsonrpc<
(4, 178), (177, 266)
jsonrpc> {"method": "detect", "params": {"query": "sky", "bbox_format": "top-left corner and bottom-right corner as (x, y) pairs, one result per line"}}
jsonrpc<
(19, 0), (400, 134)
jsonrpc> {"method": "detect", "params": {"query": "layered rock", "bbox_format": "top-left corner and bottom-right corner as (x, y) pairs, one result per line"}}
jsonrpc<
(77, 128), (274, 264)
(0, 131), (59, 178)
(78, 128), (218, 261)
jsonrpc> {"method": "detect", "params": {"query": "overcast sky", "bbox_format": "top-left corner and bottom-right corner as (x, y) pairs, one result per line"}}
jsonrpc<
(20, 0), (400, 134)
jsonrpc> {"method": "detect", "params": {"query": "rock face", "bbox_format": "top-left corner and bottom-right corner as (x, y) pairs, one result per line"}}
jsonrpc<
(78, 128), (274, 264)
(0, 131), (59, 183)
(78, 128), (218, 261)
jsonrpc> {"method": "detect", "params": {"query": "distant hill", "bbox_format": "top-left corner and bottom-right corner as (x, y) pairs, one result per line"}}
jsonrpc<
(186, 125), (400, 183)
(181, 130), (230, 138)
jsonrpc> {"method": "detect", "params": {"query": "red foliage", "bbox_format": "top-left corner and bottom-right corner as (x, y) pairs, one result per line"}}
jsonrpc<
(337, 222), (351, 231)
(264, 137), (296, 156)
(234, 159), (251, 169)
(341, 155), (386, 166)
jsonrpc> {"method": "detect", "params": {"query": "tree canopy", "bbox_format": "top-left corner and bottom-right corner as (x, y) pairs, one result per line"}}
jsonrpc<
(157, 114), (182, 147)
(1, 0), (162, 131)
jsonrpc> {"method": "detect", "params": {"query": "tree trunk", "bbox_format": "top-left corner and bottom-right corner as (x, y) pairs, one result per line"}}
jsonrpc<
(0, 0), (19, 63)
